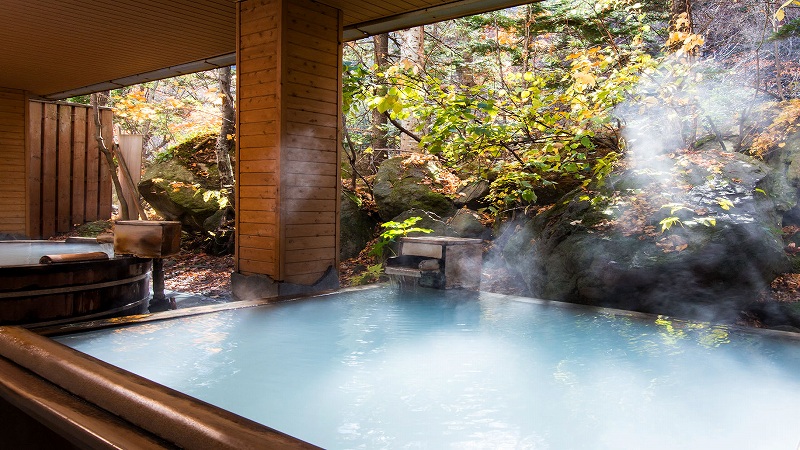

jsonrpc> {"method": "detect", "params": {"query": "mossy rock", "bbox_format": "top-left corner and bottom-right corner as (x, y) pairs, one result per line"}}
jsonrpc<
(139, 138), (223, 232)
(448, 208), (490, 239)
(454, 180), (490, 209)
(373, 157), (456, 220)
(340, 191), (378, 260)
(153, 132), (231, 187)
(503, 149), (790, 323)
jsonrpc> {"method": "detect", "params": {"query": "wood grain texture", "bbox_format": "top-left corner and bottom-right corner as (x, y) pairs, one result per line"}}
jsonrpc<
(41, 103), (57, 237)
(236, 0), (340, 282)
(26, 100), (42, 237)
(0, 89), (26, 235)
(20, 101), (113, 238)
(71, 107), (87, 226)
(97, 109), (113, 219)
(57, 105), (72, 232)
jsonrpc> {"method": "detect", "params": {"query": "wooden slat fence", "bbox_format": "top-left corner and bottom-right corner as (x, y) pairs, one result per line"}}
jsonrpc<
(27, 101), (112, 239)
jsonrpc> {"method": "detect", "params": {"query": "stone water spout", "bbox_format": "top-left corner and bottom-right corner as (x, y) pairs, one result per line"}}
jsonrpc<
(385, 236), (483, 290)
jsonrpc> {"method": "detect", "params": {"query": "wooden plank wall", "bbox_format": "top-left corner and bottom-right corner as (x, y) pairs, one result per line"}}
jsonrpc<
(0, 88), (26, 236)
(27, 101), (113, 238)
(281, 0), (341, 285)
(237, 0), (282, 278)
(236, 0), (341, 284)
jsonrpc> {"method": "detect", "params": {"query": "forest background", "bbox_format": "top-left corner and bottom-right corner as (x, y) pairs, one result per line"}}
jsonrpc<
(68, 0), (800, 306)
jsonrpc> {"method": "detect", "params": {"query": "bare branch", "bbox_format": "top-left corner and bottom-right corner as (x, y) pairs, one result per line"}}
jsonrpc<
(384, 111), (421, 142)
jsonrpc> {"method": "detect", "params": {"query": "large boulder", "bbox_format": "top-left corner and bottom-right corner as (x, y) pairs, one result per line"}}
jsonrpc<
(373, 156), (456, 220)
(448, 208), (491, 239)
(454, 179), (490, 209)
(340, 192), (377, 260)
(138, 134), (223, 232)
(766, 129), (800, 224)
(503, 148), (790, 322)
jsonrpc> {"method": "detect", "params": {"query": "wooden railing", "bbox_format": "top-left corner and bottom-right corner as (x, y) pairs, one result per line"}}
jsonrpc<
(27, 101), (112, 238)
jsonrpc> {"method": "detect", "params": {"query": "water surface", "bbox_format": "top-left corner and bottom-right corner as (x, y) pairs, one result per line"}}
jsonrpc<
(0, 241), (113, 265)
(57, 288), (800, 449)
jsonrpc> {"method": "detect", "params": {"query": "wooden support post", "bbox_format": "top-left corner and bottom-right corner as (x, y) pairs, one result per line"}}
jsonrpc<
(233, 0), (342, 300)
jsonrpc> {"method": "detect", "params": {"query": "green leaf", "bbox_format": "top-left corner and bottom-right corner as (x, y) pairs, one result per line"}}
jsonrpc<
(521, 189), (536, 202)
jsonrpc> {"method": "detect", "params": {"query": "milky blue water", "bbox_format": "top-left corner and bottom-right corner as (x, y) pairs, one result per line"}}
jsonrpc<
(56, 288), (800, 449)
(0, 241), (113, 265)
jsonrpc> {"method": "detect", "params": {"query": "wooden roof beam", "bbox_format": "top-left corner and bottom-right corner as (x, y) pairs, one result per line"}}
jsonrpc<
(342, 0), (535, 40)
(42, 54), (236, 100)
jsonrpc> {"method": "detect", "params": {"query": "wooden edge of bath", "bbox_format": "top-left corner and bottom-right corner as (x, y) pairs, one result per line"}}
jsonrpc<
(0, 357), (173, 449)
(33, 283), (385, 337)
(0, 326), (320, 449)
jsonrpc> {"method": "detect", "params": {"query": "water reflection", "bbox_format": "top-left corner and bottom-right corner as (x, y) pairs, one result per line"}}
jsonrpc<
(58, 288), (800, 449)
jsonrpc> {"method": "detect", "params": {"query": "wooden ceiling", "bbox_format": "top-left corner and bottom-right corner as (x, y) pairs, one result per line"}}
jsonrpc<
(0, 0), (530, 99)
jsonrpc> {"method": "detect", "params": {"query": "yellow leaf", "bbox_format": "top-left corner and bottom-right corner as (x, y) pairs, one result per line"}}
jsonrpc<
(573, 71), (596, 87)
(675, 16), (689, 30)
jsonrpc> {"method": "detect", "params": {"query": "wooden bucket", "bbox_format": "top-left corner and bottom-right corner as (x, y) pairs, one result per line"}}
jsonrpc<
(0, 255), (151, 326)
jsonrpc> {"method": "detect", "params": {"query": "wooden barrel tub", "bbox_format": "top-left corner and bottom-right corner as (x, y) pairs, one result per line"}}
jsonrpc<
(0, 241), (151, 326)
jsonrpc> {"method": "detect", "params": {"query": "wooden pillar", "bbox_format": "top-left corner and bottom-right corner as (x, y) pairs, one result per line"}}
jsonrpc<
(0, 88), (27, 237)
(233, 0), (342, 300)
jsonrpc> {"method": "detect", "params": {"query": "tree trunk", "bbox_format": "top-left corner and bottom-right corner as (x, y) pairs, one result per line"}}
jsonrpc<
(372, 33), (390, 161)
(203, 66), (237, 255)
(399, 26), (424, 153)
(215, 66), (236, 204)
(772, 7), (785, 101)
(115, 143), (148, 220)
(456, 52), (475, 87)
(91, 94), (130, 220)
(95, 90), (111, 107)
(522, 5), (533, 74)
(667, 0), (693, 54)
(670, 0), (692, 31)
